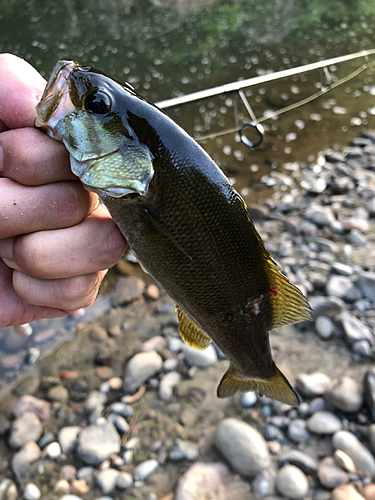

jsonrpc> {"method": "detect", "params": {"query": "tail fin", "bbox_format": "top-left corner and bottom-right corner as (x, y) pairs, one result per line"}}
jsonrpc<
(217, 363), (300, 406)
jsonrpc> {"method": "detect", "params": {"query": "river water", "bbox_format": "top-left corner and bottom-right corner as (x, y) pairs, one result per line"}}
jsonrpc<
(0, 0), (375, 394)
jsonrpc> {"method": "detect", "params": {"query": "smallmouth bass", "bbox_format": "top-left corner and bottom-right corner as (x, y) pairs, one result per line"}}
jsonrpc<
(35, 60), (312, 406)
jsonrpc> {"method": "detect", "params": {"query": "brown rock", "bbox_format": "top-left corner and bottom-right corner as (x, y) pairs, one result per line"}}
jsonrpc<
(361, 484), (375, 500)
(59, 370), (78, 381)
(96, 366), (113, 379)
(71, 479), (90, 496)
(331, 484), (366, 500)
(88, 325), (108, 342)
(317, 456), (349, 489)
(144, 284), (160, 300)
(112, 277), (145, 305)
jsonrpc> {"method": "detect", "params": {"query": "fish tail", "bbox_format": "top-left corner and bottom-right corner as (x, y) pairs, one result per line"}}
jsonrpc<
(217, 363), (300, 406)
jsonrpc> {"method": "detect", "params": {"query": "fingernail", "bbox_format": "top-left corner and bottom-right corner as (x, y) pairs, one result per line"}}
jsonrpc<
(0, 238), (13, 260)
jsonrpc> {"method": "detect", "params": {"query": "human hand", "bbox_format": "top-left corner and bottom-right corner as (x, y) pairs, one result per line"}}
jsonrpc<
(0, 54), (128, 328)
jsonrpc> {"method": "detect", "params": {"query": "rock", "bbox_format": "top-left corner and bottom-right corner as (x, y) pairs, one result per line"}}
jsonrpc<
(214, 418), (270, 477)
(9, 411), (43, 449)
(159, 371), (181, 401)
(252, 469), (275, 498)
(369, 424), (375, 454)
(305, 205), (336, 227)
(107, 413), (129, 435)
(1, 329), (30, 353)
(334, 449), (357, 473)
(276, 465), (309, 499)
(331, 262), (353, 276)
(241, 391), (257, 407)
(43, 441), (61, 459)
(133, 459), (159, 481)
(317, 456), (349, 489)
(352, 340), (373, 357)
(58, 426), (81, 454)
(53, 479), (70, 494)
(325, 376), (363, 413)
(96, 469), (119, 494)
(47, 385), (69, 403)
(361, 484), (375, 500)
(279, 450), (318, 476)
(331, 484), (366, 500)
(76, 420), (121, 465)
(306, 411), (342, 434)
(364, 369), (375, 420)
(59, 496), (82, 500)
(112, 276), (145, 305)
(175, 462), (230, 500)
(287, 419), (310, 443)
(342, 217), (370, 233)
(169, 439), (199, 461)
(110, 402), (133, 419)
(0, 415), (10, 435)
(310, 296), (346, 319)
(108, 377), (122, 390)
(314, 315), (334, 339)
(358, 271), (375, 302)
(183, 343), (217, 367)
(326, 275), (353, 299)
(88, 325), (108, 342)
(84, 391), (107, 411)
(347, 229), (367, 246)
(12, 395), (50, 421)
(11, 441), (41, 478)
(70, 480), (90, 496)
(116, 472), (133, 490)
(0, 479), (18, 500)
(60, 464), (78, 481)
(141, 335), (166, 352)
(339, 312), (374, 345)
(23, 483), (41, 500)
(123, 351), (163, 393)
(332, 430), (375, 476)
(295, 373), (332, 398)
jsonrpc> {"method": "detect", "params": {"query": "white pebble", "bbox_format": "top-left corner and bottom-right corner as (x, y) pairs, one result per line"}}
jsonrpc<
(241, 391), (257, 407)
(133, 459), (159, 481)
(23, 483), (41, 500)
(159, 371), (181, 401)
(44, 441), (61, 459)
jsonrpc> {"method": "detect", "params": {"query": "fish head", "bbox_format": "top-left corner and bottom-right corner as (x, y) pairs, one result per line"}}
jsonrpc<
(35, 60), (154, 197)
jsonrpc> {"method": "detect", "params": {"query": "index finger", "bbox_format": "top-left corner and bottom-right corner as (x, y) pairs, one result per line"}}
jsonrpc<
(0, 54), (47, 129)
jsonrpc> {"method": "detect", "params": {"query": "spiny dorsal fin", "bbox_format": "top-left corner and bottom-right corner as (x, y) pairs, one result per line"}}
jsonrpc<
(217, 363), (300, 406)
(176, 304), (211, 350)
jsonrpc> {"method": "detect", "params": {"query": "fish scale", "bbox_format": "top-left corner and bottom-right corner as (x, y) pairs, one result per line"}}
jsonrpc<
(35, 60), (312, 406)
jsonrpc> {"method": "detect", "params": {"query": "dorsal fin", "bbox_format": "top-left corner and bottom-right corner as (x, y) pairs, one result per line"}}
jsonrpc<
(176, 305), (211, 350)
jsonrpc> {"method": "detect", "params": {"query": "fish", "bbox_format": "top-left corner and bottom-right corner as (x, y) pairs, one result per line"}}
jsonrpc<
(35, 60), (312, 406)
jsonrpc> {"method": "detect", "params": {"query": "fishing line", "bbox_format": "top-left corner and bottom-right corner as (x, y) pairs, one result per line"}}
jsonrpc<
(193, 59), (375, 146)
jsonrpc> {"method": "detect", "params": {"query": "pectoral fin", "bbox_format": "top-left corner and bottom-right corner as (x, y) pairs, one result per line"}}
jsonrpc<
(217, 363), (300, 406)
(176, 305), (211, 350)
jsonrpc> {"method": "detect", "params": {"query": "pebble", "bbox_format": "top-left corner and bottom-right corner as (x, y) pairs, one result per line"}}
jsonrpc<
(133, 459), (159, 481)
(108, 377), (122, 390)
(88, 325), (108, 342)
(76, 420), (121, 465)
(47, 385), (69, 403)
(326, 275), (353, 299)
(295, 372), (332, 397)
(84, 391), (107, 412)
(110, 402), (133, 419)
(214, 418), (270, 477)
(241, 391), (257, 407)
(53, 479), (70, 494)
(358, 271), (375, 301)
(141, 335), (166, 352)
(334, 449), (357, 473)
(314, 315), (334, 339)
(12, 395), (50, 422)
(332, 430), (375, 476)
(11, 441), (41, 478)
(169, 439), (199, 461)
(183, 343), (217, 367)
(60, 464), (77, 481)
(361, 484), (375, 500)
(23, 483), (41, 500)
(43, 441), (61, 459)
(339, 312), (374, 345)
(306, 411), (342, 434)
(58, 426), (81, 454)
(59, 496), (82, 500)
(325, 376), (363, 413)
(252, 469), (275, 498)
(311, 296), (345, 319)
(70, 479), (90, 496)
(364, 369), (375, 419)
(9, 411), (43, 449)
(96, 469), (119, 494)
(331, 484), (366, 500)
(317, 456), (349, 489)
(174, 462), (230, 500)
(279, 450), (318, 476)
(287, 419), (310, 443)
(107, 413), (129, 435)
(305, 205), (336, 227)
(276, 464), (309, 499)
(112, 276), (145, 305)
(116, 472), (133, 490)
(123, 351), (163, 393)
(159, 371), (181, 401)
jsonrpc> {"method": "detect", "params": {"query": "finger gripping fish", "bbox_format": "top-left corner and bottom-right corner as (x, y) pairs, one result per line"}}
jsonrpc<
(35, 60), (312, 406)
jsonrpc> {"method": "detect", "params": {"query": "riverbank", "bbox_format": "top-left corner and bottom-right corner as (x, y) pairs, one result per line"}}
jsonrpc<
(1, 131), (375, 500)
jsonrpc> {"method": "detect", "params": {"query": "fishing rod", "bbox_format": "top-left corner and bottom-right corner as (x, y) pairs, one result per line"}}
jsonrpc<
(156, 48), (375, 148)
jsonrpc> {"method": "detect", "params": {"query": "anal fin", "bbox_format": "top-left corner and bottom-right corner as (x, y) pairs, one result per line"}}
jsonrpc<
(217, 363), (300, 406)
(176, 305), (211, 351)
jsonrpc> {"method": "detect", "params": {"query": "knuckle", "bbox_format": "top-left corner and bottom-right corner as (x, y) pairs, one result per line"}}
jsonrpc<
(58, 273), (100, 309)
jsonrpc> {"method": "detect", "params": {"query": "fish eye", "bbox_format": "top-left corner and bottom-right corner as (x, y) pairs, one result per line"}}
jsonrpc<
(84, 90), (112, 115)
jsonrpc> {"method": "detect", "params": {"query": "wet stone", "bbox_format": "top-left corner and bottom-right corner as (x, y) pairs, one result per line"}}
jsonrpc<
(76, 420), (121, 465)
(9, 411), (43, 449)
(295, 372), (332, 398)
(317, 456), (349, 489)
(214, 418), (270, 477)
(123, 351), (163, 393)
(332, 430), (375, 477)
(276, 465), (309, 499)
(306, 411), (342, 434)
(325, 376), (363, 413)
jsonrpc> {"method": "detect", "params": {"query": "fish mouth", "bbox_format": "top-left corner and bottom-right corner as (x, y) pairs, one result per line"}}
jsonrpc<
(35, 60), (77, 139)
